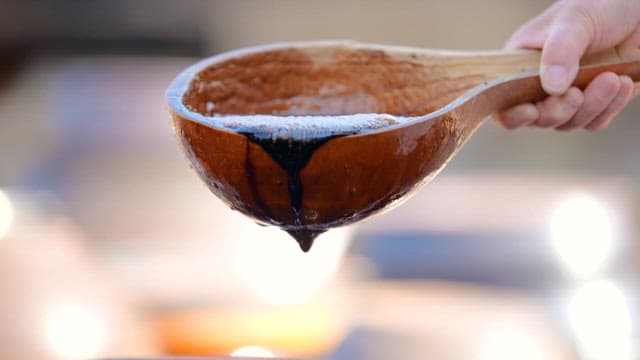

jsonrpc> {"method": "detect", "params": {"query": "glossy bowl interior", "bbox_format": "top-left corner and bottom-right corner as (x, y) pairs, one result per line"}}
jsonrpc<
(166, 42), (507, 235)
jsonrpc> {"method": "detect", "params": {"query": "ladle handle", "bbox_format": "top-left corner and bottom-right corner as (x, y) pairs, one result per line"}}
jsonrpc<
(580, 47), (628, 66)
(567, 47), (640, 85)
(475, 46), (640, 81)
(455, 47), (640, 126)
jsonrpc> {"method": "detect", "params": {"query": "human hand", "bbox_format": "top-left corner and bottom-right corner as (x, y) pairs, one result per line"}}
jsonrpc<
(496, 0), (640, 131)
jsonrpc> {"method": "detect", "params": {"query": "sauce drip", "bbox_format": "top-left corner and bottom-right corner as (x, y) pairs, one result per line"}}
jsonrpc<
(177, 48), (450, 253)
(243, 133), (336, 252)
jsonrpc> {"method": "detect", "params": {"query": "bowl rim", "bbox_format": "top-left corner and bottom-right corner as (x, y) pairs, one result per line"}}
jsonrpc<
(165, 40), (539, 138)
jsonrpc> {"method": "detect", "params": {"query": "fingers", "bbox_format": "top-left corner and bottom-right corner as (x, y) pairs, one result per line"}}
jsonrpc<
(498, 74), (635, 132)
(540, 10), (594, 95)
(505, 16), (551, 50)
(497, 103), (539, 129)
(633, 81), (640, 98)
(497, 87), (583, 130)
(500, 0), (640, 133)
(535, 87), (584, 127)
(585, 75), (634, 131)
(505, 1), (566, 50)
(617, 23), (640, 60)
(556, 72), (621, 130)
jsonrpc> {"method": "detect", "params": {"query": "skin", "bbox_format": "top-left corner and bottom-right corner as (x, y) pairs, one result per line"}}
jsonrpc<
(496, 0), (640, 131)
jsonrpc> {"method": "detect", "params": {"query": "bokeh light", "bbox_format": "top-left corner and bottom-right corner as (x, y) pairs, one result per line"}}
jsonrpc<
(568, 280), (633, 360)
(44, 303), (108, 359)
(231, 345), (275, 358)
(477, 321), (546, 360)
(230, 221), (352, 305)
(550, 193), (614, 278)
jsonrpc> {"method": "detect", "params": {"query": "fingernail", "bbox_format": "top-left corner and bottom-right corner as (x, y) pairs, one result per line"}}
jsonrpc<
(542, 65), (569, 95)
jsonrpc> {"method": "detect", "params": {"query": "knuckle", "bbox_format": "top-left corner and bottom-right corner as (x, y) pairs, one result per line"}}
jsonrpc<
(566, 3), (601, 49)
(566, 88), (584, 108)
(541, 104), (571, 126)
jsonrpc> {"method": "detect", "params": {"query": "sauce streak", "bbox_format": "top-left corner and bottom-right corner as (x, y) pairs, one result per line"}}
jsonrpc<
(243, 133), (337, 252)
(177, 47), (454, 253)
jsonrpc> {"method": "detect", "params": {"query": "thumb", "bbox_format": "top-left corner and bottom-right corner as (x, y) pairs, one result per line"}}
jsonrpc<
(505, 1), (565, 50)
(540, 13), (594, 95)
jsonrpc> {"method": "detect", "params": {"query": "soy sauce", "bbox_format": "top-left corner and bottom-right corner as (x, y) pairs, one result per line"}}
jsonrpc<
(242, 132), (338, 252)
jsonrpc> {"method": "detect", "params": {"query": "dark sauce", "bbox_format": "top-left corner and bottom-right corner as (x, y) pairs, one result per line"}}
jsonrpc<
(242, 132), (337, 252)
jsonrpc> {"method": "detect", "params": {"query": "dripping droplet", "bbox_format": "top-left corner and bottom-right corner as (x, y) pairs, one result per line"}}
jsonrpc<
(286, 228), (325, 252)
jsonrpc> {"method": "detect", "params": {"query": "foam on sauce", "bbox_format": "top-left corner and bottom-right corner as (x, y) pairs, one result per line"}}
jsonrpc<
(201, 113), (413, 139)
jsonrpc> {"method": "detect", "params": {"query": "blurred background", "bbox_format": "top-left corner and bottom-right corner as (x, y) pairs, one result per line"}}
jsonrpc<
(0, 1), (638, 359)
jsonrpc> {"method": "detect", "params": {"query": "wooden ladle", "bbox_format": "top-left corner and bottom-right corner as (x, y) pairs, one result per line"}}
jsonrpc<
(166, 41), (640, 251)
